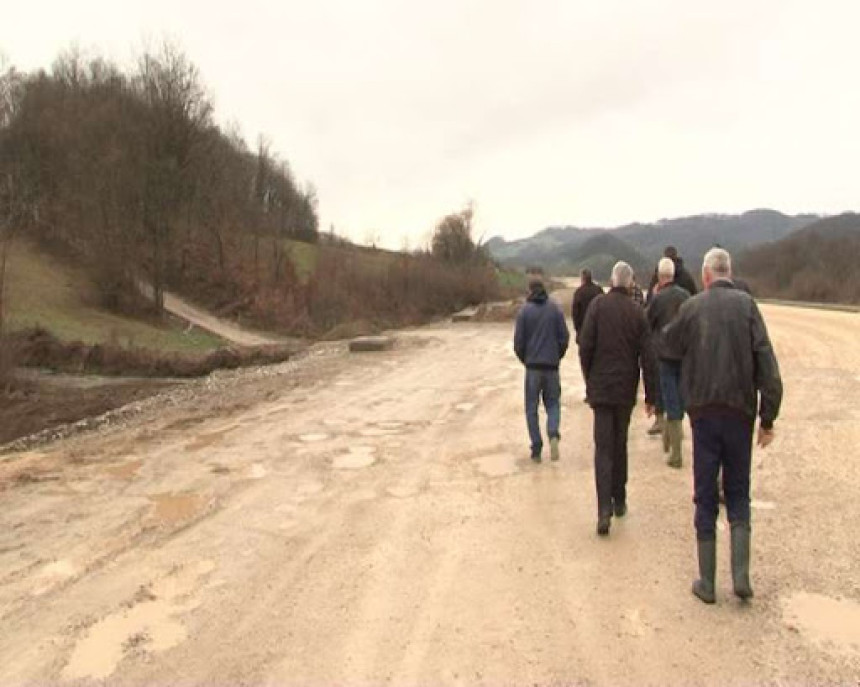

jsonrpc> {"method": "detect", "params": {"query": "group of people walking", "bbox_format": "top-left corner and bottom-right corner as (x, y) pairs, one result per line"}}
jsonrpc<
(513, 246), (783, 604)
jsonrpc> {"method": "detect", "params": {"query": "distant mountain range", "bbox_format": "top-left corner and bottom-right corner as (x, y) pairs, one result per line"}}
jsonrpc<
(486, 209), (820, 280)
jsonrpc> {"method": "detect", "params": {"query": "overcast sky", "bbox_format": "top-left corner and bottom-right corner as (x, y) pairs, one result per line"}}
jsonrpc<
(3, 1), (859, 246)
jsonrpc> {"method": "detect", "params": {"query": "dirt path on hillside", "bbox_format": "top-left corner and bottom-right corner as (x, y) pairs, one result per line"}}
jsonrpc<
(137, 281), (281, 346)
(0, 302), (858, 685)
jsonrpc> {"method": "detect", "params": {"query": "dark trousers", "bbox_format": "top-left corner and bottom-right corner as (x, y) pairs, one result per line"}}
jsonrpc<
(593, 405), (633, 517)
(691, 413), (754, 541)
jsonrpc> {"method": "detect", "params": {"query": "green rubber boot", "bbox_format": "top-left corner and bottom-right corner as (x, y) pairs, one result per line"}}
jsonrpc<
(692, 539), (716, 604)
(666, 420), (683, 468)
(731, 522), (754, 599)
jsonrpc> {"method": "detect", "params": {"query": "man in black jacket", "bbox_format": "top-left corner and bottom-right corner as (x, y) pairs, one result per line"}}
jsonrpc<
(646, 257), (690, 467)
(579, 262), (656, 536)
(514, 276), (570, 463)
(571, 268), (603, 342)
(664, 248), (782, 604)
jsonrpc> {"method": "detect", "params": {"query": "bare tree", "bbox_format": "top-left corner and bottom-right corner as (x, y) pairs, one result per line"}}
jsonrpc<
(0, 57), (28, 335)
(136, 40), (212, 313)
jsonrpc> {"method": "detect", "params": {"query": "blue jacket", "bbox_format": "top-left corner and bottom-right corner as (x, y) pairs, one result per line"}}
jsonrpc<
(514, 288), (570, 369)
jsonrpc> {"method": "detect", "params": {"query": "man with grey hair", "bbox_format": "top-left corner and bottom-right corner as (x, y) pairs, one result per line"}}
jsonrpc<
(579, 261), (656, 536)
(665, 247), (782, 604)
(646, 257), (691, 467)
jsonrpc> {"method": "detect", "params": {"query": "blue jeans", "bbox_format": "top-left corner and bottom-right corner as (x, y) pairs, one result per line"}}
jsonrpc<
(691, 413), (754, 540)
(659, 360), (684, 421)
(525, 368), (561, 455)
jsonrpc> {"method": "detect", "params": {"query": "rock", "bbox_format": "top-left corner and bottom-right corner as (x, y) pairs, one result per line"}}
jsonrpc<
(349, 336), (395, 353)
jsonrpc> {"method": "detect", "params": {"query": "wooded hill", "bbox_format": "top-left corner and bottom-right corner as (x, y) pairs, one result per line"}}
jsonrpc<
(738, 213), (860, 304)
(0, 46), (501, 341)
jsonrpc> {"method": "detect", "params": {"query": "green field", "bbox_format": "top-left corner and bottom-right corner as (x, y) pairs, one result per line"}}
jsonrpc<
(4, 242), (224, 353)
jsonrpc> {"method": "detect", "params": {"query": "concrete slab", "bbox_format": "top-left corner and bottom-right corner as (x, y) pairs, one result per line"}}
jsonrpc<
(349, 336), (395, 352)
(452, 307), (479, 322)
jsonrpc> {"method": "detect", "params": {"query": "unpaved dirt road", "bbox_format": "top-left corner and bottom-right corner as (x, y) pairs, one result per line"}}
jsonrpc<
(1, 301), (859, 685)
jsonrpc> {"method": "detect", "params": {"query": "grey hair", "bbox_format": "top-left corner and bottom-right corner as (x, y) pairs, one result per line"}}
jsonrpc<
(611, 261), (634, 289)
(702, 247), (732, 279)
(657, 257), (675, 279)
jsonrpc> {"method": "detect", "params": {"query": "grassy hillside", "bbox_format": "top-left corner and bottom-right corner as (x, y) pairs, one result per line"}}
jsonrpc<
(4, 242), (224, 352)
(739, 213), (860, 304)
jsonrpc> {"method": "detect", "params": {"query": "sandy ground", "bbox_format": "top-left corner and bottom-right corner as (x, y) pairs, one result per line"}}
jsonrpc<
(1, 300), (859, 686)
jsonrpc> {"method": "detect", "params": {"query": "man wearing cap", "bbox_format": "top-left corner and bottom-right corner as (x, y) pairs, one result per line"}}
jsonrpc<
(514, 275), (570, 463)
(664, 248), (782, 604)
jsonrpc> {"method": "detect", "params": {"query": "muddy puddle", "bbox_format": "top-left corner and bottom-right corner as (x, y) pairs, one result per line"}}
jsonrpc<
(333, 446), (376, 469)
(106, 460), (143, 480)
(298, 433), (329, 443)
(783, 592), (860, 655)
(62, 560), (216, 681)
(185, 426), (239, 451)
(149, 493), (206, 525)
(474, 453), (519, 477)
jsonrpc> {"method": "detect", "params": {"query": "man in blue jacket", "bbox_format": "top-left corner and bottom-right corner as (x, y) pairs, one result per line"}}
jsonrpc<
(514, 275), (570, 463)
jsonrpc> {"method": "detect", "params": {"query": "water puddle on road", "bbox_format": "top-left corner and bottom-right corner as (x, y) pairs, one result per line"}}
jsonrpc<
(360, 427), (402, 437)
(333, 446), (376, 469)
(105, 460), (143, 480)
(248, 463), (267, 480)
(62, 560), (216, 681)
(474, 453), (519, 477)
(185, 426), (238, 451)
(298, 433), (330, 443)
(783, 592), (860, 655)
(33, 559), (78, 596)
(149, 493), (205, 525)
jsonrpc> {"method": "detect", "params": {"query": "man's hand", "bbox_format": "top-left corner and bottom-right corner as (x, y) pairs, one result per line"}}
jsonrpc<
(645, 404), (655, 418)
(757, 426), (775, 448)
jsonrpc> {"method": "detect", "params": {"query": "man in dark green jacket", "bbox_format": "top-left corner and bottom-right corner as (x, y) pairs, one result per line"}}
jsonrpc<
(664, 248), (782, 605)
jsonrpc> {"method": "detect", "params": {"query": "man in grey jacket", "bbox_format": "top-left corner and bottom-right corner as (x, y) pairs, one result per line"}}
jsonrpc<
(646, 258), (690, 468)
(514, 276), (570, 463)
(664, 248), (782, 604)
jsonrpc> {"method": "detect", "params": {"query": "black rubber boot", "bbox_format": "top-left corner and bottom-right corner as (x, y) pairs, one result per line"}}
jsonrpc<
(692, 539), (716, 604)
(730, 522), (754, 599)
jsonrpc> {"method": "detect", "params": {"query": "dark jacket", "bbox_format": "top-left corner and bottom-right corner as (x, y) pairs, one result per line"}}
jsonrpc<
(646, 282), (690, 359)
(672, 258), (698, 296)
(514, 287), (570, 369)
(647, 258), (699, 301)
(578, 287), (656, 407)
(663, 280), (782, 428)
(571, 281), (604, 338)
